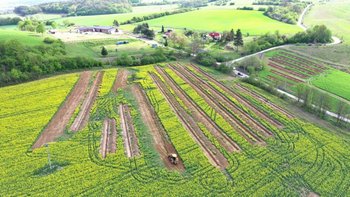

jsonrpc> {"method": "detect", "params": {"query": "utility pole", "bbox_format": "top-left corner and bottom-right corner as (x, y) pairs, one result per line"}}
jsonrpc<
(44, 144), (52, 169)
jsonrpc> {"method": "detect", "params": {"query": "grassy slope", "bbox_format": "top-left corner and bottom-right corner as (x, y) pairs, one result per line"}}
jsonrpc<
(53, 5), (178, 26)
(304, 0), (350, 43)
(311, 69), (350, 101)
(0, 29), (44, 45)
(143, 9), (301, 35)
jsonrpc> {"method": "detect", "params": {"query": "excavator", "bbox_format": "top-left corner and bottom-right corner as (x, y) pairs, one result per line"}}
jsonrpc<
(168, 154), (179, 165)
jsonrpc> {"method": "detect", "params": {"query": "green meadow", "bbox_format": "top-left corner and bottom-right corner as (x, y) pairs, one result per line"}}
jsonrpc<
(304, 0), (350, 43)
(311, 69), (350, 101)
(0, 29), (44, 45)
(143, 9), (301, 35)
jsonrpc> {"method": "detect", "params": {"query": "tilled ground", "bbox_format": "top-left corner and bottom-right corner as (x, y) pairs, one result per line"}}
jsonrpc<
(32, 71), (92, 149)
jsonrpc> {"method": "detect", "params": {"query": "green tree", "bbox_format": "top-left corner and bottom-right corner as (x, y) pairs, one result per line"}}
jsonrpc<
(101, 46), (108, 57)
(113, 19), (119, 27)
(164, 38), (168, 47)
(234, 29), (243, 51)
(161, 25), (165, 33)
(36, 23), (45, 36)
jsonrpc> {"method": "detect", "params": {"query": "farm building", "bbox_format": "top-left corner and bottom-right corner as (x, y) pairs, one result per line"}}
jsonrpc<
(208, 32), (221, 40)
(77, 26), (117, 34)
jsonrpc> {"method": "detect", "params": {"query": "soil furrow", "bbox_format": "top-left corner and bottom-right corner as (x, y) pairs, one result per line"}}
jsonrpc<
(71, 71), (104, 132)
(131, 84), (185, 171)
(168, 65), (264, 145)
(120, 104), (140, 158)
(150, 72), (229, 169)
(112, 69), (128, 93)
(155, 66), (240, 153)
(180, 65), (273, 138)
(188, 63), (283, 128)
(32, 71), (92, 149)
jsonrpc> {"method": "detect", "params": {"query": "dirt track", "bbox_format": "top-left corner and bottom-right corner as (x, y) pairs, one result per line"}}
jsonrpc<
(100, 118), (117, 159)
(155, 66), (240, 153)
(150, 72), (229, 169)
(32, 71), (92, 149)
(112, 69), (128, 93)
(131, 84), (185, 171)
(120, 104), (140, 158)
(71, 71), (104, 132)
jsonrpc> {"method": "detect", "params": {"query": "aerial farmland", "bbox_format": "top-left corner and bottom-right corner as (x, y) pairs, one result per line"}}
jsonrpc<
(0, 0), (349, 196)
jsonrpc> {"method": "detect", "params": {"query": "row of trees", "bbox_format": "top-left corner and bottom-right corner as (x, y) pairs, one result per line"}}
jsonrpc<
(264, 3), (306, 24)
(14, 0), (132, 16)
(295, 84), (350, 124)
(121, 9), (192, 25)
(0, 40), (101, 86)
(0, 17), (22, 26)
(17, 19), (46, 35)
(243, 25), (332, 54)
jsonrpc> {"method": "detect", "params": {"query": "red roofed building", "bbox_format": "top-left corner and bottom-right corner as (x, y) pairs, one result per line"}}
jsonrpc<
(208, 32), (221, 40)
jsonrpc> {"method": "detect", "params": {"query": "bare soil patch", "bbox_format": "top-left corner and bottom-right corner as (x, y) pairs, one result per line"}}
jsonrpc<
(131, 84), (185, 171)
(112, 69), (128, 93)
(32, 71), (92, 149)
(120, 104), (140, 158)
(100, 118), (117, 159)
(71, 71), (104, 131)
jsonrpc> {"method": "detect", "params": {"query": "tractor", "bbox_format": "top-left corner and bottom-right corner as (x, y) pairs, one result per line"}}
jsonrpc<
(168, 154), (179, 165)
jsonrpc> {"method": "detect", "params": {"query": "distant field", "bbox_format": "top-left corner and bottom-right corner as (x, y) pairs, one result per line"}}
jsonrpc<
(0, 29), (43, 45)
(311, 69), (350, 101)
(304, 0), (350, 43)
(142, 9), (301, 35)
(54, 5), (178, 26)
(66, 38), (155, 58)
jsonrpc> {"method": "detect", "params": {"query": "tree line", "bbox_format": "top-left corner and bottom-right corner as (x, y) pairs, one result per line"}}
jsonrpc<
(0, 39), (101, 86)
(14, 0), (132, 16)
(0, 17), (22, 26)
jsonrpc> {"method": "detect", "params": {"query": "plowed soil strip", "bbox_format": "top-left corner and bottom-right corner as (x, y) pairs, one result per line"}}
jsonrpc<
(106, 119), (117, 154)
(150, 72), (229, 169)
(168, 65), (264, 145)
(71, 71), (104, 132)
(155, 66), (240, 153)
(100, 118), (117, 159)
(112, 69), (128, 93)
(180, 64), (273, 137)
(100, 119), (109, 159)
(188, 63), (283, 129)
(32, 71), (92, 149)
(235, 83), (294, 118)
(131, 84), (185, 171)
(120, 104), (140, 158)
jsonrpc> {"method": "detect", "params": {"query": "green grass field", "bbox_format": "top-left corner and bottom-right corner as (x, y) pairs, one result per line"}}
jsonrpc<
(304, 0), (350, 43)
(0, 29), (44, 45)
(53, 5), (178, 26)
(311, 69), (350, 101)
(65, 38), (155, 58)
(142, 9), (301, 35)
